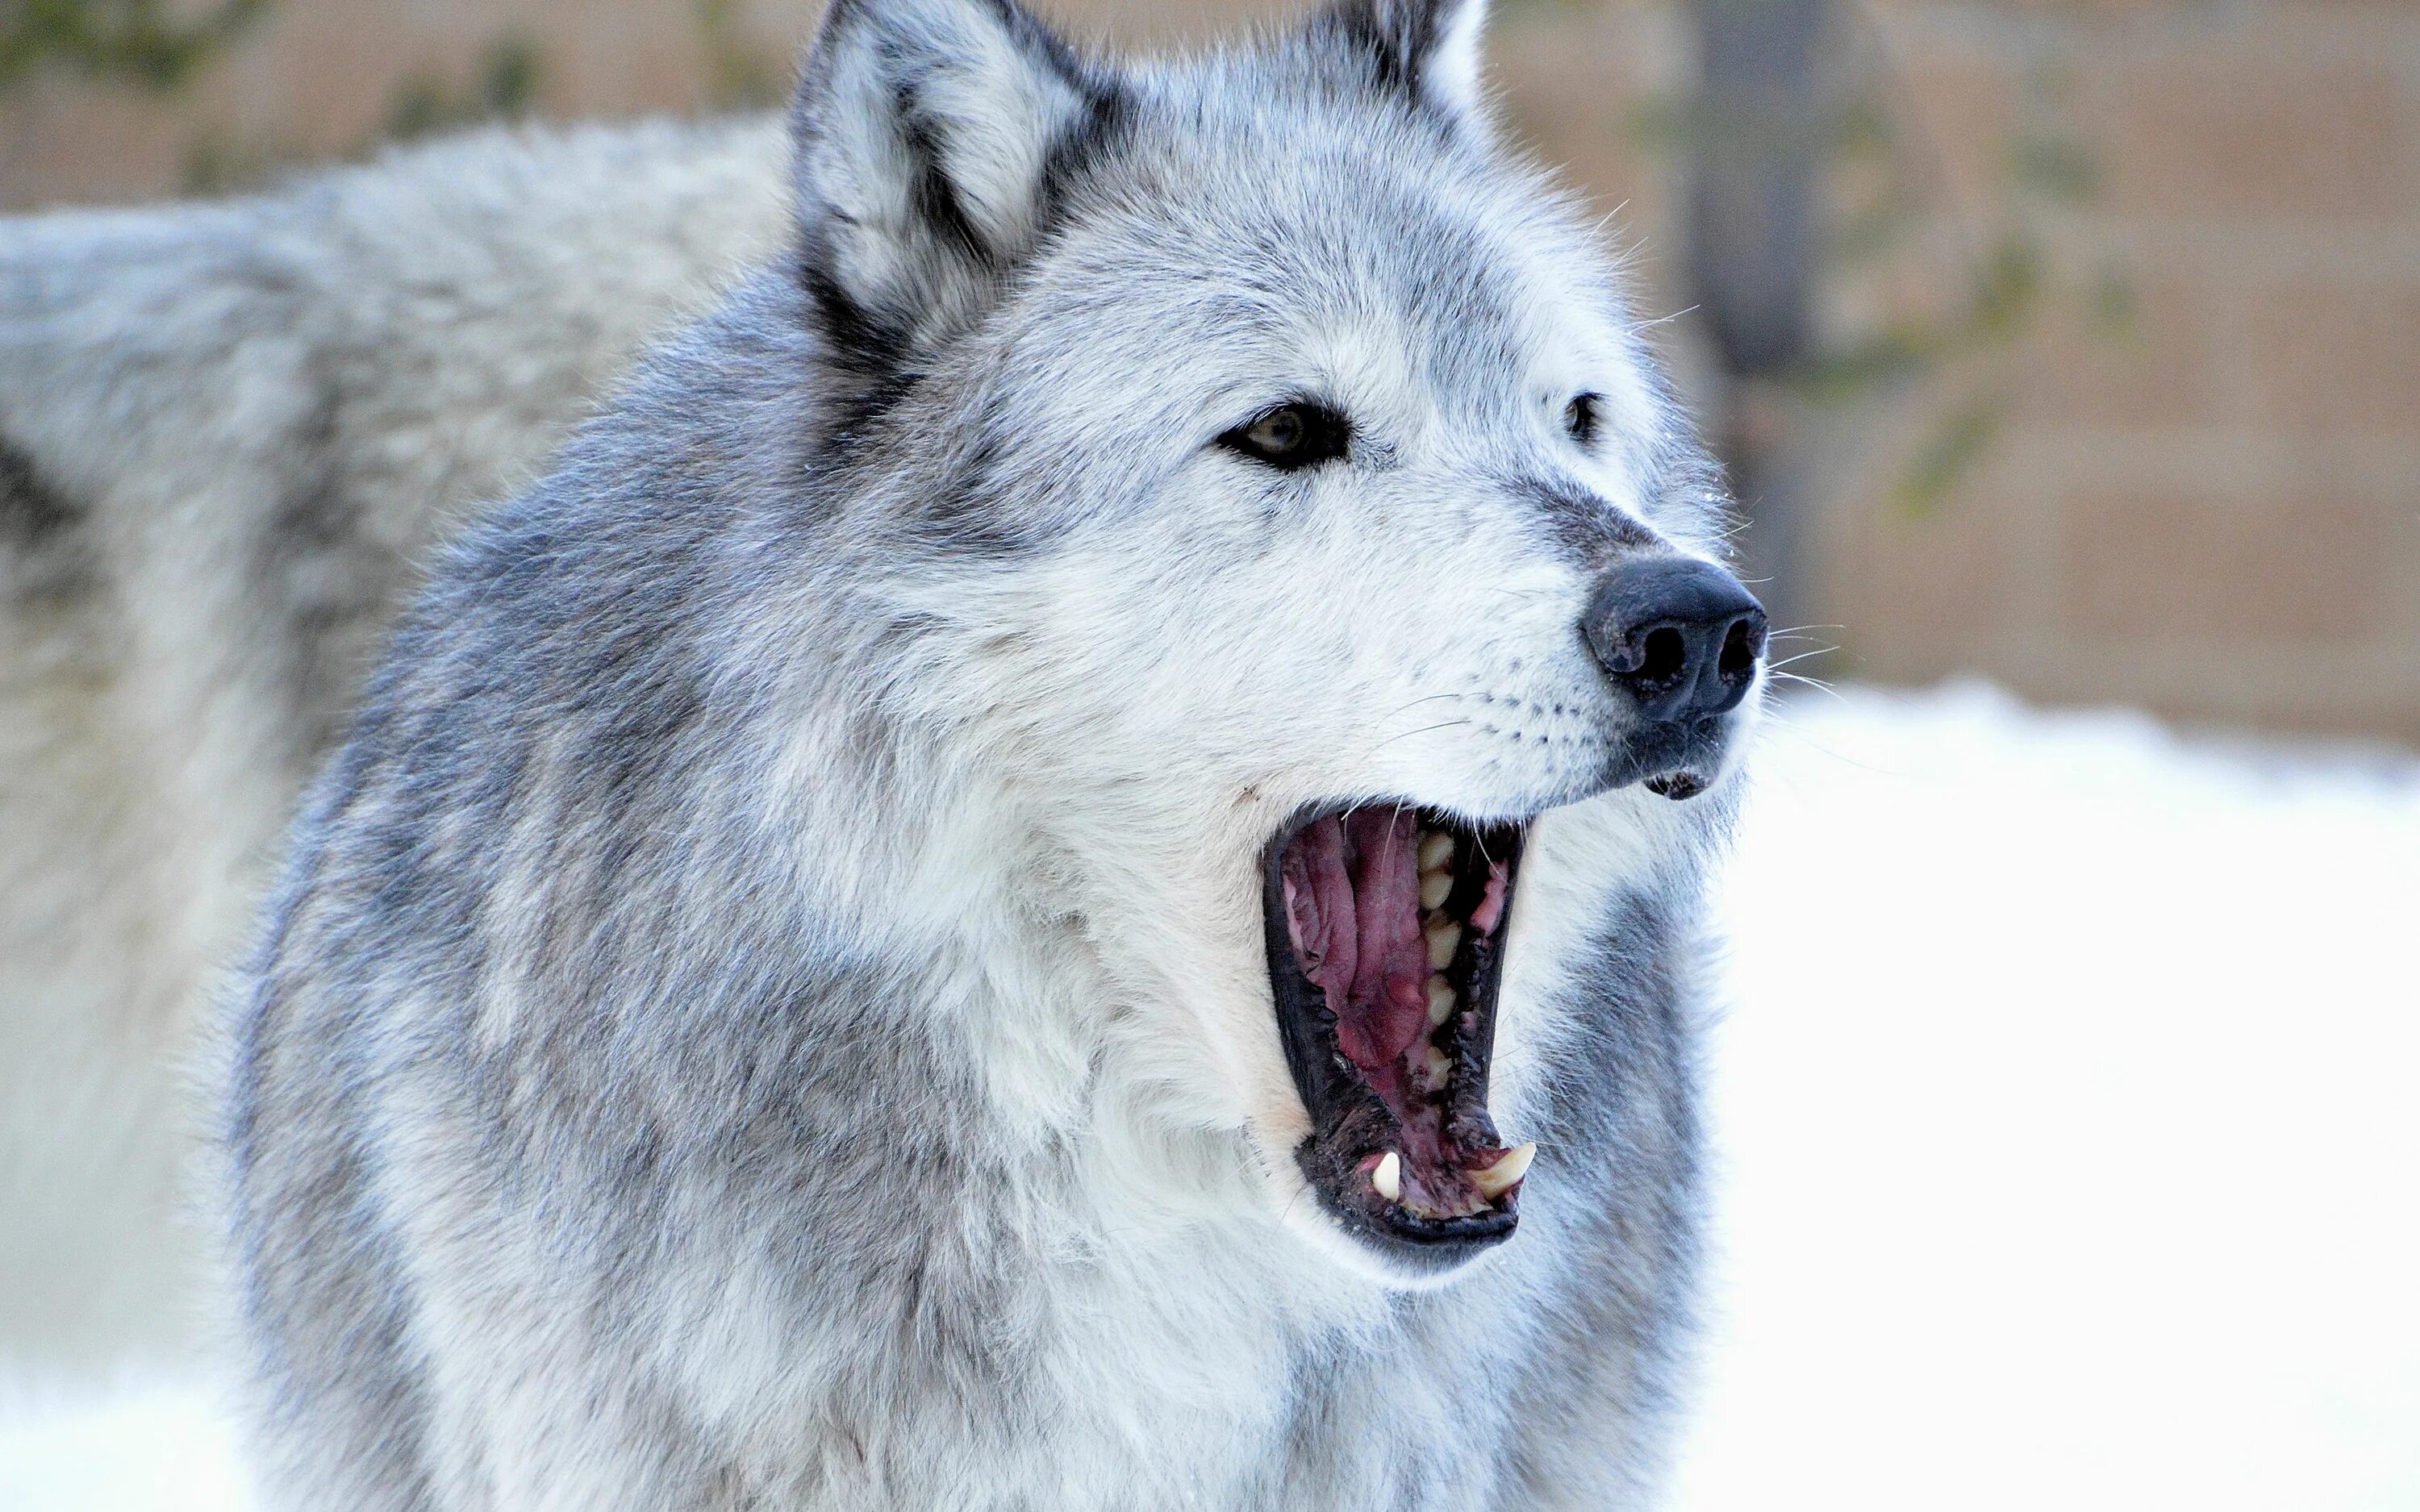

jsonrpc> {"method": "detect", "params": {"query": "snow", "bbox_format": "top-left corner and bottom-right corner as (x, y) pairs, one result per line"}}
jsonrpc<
(1671, 683), (2420, 1510)
(0, 1377), (249, 1512)
(6, 682), (2417, 1510)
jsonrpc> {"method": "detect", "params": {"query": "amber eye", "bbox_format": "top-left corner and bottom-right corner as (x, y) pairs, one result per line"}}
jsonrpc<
(1563, 392), (1602, 447)
(1248, 408), (1304, 452)
(1218, 402), (1350, 471)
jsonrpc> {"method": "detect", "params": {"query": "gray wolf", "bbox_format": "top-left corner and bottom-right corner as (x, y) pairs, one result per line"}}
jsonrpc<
(225, 0), (1767, 1505)
(0, 115), (788, 1371)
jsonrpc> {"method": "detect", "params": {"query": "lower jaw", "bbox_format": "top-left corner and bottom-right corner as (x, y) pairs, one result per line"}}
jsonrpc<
(1295, 1179), (1520, 1280)
(1297, 1140), (1521, 1250)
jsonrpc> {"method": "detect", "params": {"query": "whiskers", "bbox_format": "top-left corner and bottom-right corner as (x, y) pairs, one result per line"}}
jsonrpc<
(1361, 716), (1480, 761)
(1768, 669), (1846, 703)
(1759, 624), (1843, 702)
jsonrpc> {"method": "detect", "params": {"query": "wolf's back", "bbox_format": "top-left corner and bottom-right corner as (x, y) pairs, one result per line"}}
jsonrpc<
(0, 115), (789, 1372)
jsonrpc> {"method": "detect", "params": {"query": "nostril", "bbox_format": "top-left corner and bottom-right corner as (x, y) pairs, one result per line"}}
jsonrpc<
(1717, 618), (1761, 681)
(1639, 627), (1687, 686)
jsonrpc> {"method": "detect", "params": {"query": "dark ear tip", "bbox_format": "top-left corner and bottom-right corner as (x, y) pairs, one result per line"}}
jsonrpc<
(1311, 0), (1492, 118)
(795, 0), (1101, 104)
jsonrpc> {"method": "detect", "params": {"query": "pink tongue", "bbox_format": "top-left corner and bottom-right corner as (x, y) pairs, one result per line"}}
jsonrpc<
(1282, 810), (1429, 1073)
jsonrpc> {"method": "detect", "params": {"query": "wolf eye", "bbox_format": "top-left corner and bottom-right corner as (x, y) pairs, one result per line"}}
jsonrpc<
(1218, 402), (1350, 471)
(1563, 392), (1602, 447)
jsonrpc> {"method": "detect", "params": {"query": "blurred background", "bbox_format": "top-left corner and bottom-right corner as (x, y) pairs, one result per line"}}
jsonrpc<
(5, 0), (2417, 743)
(4, 3), (2418, 1508)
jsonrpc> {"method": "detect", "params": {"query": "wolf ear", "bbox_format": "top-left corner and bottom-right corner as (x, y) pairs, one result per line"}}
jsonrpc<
(1317, 0), (1494, 123)
(791, 0), (1115, 369)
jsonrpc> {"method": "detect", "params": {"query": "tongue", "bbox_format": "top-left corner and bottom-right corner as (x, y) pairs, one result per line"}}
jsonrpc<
(1281, 810), (1429, 1073)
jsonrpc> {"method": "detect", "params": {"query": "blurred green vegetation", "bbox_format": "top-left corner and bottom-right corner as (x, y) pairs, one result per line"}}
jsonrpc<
(182, 27), (552, 194)
(384, 33), (544, 142)
(1624, 15), (2130, 514)
(0, 0), (268, 94)
(1826, 52), (2133, 514)
(697, 0), (786, 110)
(10, 0), (791, 195)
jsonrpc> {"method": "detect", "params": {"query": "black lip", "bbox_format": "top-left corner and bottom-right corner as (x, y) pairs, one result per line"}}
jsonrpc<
(1604, 714), (1734, 795)
(1261, 803), (1527, 1264)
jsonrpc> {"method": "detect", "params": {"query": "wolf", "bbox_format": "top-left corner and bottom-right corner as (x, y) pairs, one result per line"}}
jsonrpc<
(0, 115), (788, 1369)
(224, 0), (1767, 1505)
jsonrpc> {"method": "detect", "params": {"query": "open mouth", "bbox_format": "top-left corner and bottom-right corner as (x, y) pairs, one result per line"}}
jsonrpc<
(1262, 804), (1534, 1263)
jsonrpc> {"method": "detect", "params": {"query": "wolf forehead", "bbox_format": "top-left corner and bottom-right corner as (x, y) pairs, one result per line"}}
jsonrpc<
(794, 0), (1682, 497)
(1037, 144), (1627, 415)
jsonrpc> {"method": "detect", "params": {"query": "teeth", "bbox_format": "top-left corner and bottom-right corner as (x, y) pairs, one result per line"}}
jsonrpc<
(1425, 974), (1456, 1026)
(1424, 1046), (1454, 1086)
(1371, 1151), (1402, 1202)
(1425, 918), (1461, 971)
(1419, 872), (1452, 910)
(1417, 831), (1455, 873)
(1471, 1142), (1536, 1200)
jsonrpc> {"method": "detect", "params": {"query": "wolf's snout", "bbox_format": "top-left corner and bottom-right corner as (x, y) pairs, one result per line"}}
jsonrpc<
(1583, 558), (1767, 721)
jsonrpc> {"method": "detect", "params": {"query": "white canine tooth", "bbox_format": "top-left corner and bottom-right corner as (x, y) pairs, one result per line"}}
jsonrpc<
(1371, 1151), (1402, 1202)
(1471, 1141), (1537, 1200)
(1417, 832), (1455, 873)
(1425, 918), (1461, 971)
(1425, 1046), (1454, 1085)
(1419, 872), (1452, 910)
(1425, 974), (1456, 1026)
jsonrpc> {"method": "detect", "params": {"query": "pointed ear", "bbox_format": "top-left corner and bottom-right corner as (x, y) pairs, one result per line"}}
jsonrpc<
(1318, 0), (1494, 123)
(791, 0), (1118, 369)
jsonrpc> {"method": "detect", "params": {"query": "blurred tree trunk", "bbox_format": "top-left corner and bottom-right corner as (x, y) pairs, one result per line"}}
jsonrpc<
(1688, 0), (1830, 637)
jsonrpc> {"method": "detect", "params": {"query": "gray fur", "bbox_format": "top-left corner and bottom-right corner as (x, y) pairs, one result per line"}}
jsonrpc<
(0, 115), (790, 1368)
(223, 0), (1759, 1505)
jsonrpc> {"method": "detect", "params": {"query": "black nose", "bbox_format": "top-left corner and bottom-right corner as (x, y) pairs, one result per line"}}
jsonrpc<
(1583, 557), (1768, 721)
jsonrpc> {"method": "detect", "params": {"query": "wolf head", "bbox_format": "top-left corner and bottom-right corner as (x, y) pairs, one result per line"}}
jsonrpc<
(781, 0), (1763, 1285)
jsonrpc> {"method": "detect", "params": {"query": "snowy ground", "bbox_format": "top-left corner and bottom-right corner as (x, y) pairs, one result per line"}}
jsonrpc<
(1668, 683), (2420, 1510)
(6, 682), (2417, 1510)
